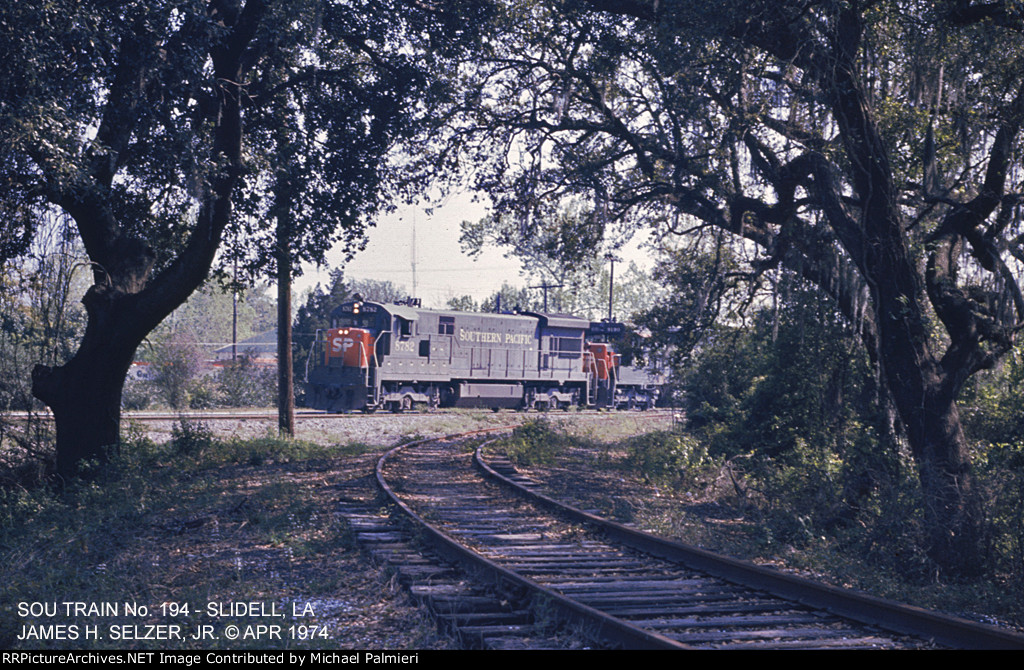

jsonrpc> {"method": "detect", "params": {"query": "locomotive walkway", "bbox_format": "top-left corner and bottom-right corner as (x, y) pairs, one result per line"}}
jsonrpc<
(340, 430), (1024, 650)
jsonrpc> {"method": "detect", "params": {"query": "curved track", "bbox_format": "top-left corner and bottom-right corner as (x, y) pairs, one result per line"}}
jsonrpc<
(372, 432), (1024, 650)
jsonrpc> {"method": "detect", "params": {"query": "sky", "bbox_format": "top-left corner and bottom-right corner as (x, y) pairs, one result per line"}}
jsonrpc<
(295, 191), (656, 311)
(298, 192), (526, 308)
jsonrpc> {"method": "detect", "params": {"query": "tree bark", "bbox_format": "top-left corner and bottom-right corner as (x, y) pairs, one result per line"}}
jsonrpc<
(32, 340), (134, 475)
(277, 231), (295, 438)
(823, 10), (983, 574)
(30, 0), (262, 477)
(32, 272), (152, 475)
(571, 0), (1011, 574)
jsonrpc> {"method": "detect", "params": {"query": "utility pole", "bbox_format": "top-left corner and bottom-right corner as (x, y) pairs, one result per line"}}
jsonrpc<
(530, 282), (564, 312)
(605, 253), (619, 321)
(232, 255), (238, 361)
(275, 176), (295, 437)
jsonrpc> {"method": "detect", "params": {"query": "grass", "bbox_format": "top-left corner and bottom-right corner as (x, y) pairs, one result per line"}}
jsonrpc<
(20, 410), (1011, 648)
(488, 420), (1024, 633)
(0, 424), (451, 650)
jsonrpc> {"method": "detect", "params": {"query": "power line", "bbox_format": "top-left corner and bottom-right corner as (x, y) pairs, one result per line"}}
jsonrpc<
(529, 282), (564, 312)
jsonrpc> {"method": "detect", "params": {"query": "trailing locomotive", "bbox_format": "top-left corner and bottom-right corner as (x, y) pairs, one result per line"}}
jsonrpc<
(304, 298), (661, 413)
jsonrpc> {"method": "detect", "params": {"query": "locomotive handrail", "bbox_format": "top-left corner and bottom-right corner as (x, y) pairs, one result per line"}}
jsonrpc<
(370, 330), (390, 406)
(583, 350), (598, 405)
(357, 340), (371, 387)
(305, 328), (323, 382)
(609, 352), (618, 406)
(306, 302), (662, 413)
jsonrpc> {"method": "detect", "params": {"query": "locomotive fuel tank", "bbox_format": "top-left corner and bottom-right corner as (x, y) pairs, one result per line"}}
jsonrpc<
(304, 299), (661, 412)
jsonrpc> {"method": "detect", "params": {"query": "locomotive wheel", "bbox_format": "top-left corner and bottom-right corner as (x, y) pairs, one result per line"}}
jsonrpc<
(401, 396), (413, 412)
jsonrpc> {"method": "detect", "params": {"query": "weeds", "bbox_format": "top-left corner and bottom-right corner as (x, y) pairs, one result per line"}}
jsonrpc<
(0, 426), (440, 649)
(622, 430), (719, 488)
(496, 419), (570, 466)
(171, 416), (215, 456)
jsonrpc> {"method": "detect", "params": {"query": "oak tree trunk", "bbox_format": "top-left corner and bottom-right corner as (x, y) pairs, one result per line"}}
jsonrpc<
(32, 285), (147, 476)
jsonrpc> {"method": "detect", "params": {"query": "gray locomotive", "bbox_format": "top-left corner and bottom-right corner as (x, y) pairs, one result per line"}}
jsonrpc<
(304, 298), (661, 413)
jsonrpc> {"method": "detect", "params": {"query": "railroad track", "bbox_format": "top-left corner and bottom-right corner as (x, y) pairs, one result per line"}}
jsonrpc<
(5, 407), (676, 423)
(355, 431), (1024, 650)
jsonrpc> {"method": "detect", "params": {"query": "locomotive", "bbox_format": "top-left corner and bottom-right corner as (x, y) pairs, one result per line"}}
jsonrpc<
(304, 297), (661, 413)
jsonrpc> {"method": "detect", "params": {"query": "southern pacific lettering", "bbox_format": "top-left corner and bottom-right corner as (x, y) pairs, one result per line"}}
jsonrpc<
(304, 299), (661, 413)
(458, 329), (534, 346)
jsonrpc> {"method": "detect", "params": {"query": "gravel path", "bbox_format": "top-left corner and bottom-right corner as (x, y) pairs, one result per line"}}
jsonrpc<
(133, 410), (675, 448)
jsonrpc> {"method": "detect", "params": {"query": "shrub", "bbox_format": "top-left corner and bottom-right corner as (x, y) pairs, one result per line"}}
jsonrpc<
(975, 441), (1024, 584)
(170, 417), (216, 456)
(121, 376), (155, 410)
(623, 430), (717, 488)
(218, 352), (276, 407)
(500, 419), (570, 466)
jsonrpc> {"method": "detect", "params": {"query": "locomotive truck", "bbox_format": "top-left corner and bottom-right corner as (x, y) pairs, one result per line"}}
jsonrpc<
(304, 298), (660, 413)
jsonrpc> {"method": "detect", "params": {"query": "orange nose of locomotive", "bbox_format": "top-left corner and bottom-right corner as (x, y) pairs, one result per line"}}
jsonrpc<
(584, 342), (612, 380)
(325, 328), (374, 367)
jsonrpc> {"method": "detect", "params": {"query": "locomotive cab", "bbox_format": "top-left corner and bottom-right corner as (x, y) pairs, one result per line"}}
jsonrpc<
(305, 299), (662, 413)
(586, 319), (660, 410)
(305, 299), (389, 412)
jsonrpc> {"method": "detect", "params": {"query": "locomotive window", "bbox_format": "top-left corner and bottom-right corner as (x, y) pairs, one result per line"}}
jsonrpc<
(396, 317), (413, 338)
(332, 314), (377, 329)
(438, 316), (454, 335)
(551, 337), (583, 355)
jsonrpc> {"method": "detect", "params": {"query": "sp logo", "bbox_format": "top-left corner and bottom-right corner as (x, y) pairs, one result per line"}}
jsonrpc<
(330, 335), (355, 354)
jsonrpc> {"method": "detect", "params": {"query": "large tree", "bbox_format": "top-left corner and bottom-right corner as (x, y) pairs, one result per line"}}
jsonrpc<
(0, 0), (488, 475)
(450, 0), (1024, 573)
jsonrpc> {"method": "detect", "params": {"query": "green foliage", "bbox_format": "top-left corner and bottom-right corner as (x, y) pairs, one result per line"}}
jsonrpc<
(0, 426), (343, 649)
(962, 346), (1024, 445)
(622, 430), (717, 489)
(498, 419), (571, 466)
(445, 294), (480, 311)
(0, 222), (87, 412)
(346, 278), (410, 304)
(460, 201), (665, 319)
(634, 239), (740, 365)
(150, 332), (204, 410)
(670, 275), (924, 555)
(952, 347), (1024, 582)
(480, 282), (538, 313)
(217, 352), (276, 408)
(170, 418), (215, 457)
(150, 281), (277, 354)
(186, 377), (217, 410)
(120, 376), (156, 411)
(1, 0), (494, 473)
(165, 418), (332, 466)
(682, 278), (881, 466)
(450, 0), (1024, 573)
(976, 441), (1024, 584)
(205, 434), (333, 468)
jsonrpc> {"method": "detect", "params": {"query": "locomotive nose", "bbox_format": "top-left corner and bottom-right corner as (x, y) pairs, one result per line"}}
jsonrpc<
(326, 327), (374, 368)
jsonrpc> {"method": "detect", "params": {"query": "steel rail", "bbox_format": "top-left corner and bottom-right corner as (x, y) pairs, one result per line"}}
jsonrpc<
(474, 444), (1024, 650)
(0, 407), (676, 422)
(374, 431), (692, 649)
